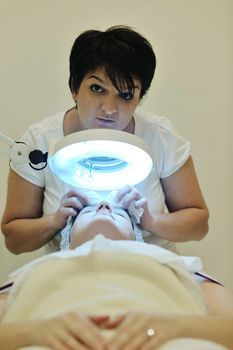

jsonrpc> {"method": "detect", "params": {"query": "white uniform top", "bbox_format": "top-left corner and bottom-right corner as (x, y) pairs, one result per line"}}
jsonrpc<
(11, 107), (190, 253)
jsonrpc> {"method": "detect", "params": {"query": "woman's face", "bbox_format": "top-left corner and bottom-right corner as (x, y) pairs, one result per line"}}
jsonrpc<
(69, 201), (134, 248)
(72, 67), (141, 132)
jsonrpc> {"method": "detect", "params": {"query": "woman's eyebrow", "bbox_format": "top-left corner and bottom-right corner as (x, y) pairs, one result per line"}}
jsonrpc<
(87, 75), (104, 83)
(87, 75), (140, 90)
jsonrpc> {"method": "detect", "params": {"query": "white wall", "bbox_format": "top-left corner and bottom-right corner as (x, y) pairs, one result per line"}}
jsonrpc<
(0, 0), (232, 288)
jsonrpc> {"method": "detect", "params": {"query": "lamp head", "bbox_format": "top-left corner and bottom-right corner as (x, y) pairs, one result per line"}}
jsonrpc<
(48, 129), (153, 191)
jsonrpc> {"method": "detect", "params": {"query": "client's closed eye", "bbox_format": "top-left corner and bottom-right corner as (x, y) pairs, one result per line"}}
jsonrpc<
(115, 211), (125, 217)
(114, 209), (130, 220)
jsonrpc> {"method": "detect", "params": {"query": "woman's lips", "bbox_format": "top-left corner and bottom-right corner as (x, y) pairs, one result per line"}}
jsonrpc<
(96, 117), (115, 125)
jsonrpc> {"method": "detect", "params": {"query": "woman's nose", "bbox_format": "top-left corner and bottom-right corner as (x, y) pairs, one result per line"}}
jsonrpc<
(101, 96), (117, 115)
(96, 201), (112, 212)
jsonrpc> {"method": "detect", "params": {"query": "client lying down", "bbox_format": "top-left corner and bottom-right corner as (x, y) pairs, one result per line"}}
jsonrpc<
(0, 191), (233, 350)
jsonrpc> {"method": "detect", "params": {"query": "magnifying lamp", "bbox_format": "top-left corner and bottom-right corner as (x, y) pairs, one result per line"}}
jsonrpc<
(0, 129), (153, 190)
(48, 129), (153, 191)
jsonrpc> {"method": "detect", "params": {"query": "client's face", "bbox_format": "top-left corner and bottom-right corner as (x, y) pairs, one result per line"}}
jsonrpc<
(69, 201), (134, 248)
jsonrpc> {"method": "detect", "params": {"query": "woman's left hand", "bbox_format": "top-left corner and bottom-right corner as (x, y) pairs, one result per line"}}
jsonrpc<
(104, 311), (185, 350)
(115, 185), (153, 231)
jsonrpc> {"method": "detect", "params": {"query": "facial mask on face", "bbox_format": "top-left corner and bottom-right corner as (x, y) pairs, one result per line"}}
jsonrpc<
(59, 190), (144, 251)
(86, 190), (144, 242)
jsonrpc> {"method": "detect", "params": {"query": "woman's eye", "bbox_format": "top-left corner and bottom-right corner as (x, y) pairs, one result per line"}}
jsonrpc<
(90, 84), (104, 93)
(119, 91), (133, 101)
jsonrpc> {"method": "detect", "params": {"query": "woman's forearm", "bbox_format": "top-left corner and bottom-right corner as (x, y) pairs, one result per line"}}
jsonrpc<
(145, 156), (210, 242)
(0, 323), (33, 350)
(144, 207), (209, 242)
(181, 315), (233, 350)
(2, 215), (59, 254)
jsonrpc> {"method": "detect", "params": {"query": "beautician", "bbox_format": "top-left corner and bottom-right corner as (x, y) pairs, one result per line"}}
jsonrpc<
(1, 25), (209, 254)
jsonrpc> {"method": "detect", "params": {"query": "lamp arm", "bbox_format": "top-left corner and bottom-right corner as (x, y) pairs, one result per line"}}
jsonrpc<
(0, 131), (14, 159)
(0, 132), (14, 146)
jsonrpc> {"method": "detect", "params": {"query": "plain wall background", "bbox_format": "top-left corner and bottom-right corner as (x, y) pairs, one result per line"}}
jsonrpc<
(0, 0), (232, 288)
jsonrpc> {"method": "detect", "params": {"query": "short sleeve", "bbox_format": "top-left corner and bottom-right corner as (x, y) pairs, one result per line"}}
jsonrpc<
(155, 117), (191, 178)
(10, 124), (47, 187)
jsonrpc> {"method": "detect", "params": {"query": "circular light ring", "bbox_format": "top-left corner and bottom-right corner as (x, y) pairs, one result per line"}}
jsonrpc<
(48, 129), (153, 190)
(77, 156), (128, 172)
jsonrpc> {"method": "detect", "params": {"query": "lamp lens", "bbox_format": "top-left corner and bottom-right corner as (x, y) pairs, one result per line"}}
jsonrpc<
(77, 156), (128, 173)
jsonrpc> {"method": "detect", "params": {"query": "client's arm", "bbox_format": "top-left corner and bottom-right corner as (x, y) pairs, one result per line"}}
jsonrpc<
(0, 294), (7, 320)
(105, 281), (233, 350)
(105, 312), (233, 350)
(0, 308), (108, 350)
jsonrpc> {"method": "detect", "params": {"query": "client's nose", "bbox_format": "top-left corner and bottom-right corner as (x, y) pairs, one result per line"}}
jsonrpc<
(96, 201), (112, 212)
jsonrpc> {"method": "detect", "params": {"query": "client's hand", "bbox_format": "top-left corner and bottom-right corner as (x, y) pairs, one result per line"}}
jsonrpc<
(115, 185), (152, 231)
(26, 312), (108, 350)
(52, 189), (89, 231)
(104, 311), (186, 350)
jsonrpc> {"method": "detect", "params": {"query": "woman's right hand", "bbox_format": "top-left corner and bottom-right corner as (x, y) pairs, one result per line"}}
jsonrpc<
(26, 312), (108, 350)
(52, 189), (89, 231)
(115, 185), (153, 231)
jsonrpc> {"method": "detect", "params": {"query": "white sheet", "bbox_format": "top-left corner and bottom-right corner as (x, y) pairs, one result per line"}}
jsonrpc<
(2, 235), (229, 350)
(8, 234), (204, 307)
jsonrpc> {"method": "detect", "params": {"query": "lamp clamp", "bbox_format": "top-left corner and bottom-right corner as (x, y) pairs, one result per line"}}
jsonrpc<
(0, 132), (48, 169)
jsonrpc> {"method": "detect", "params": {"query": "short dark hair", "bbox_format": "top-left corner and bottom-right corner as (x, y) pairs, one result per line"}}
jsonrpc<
(69, 25), (156, 99)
